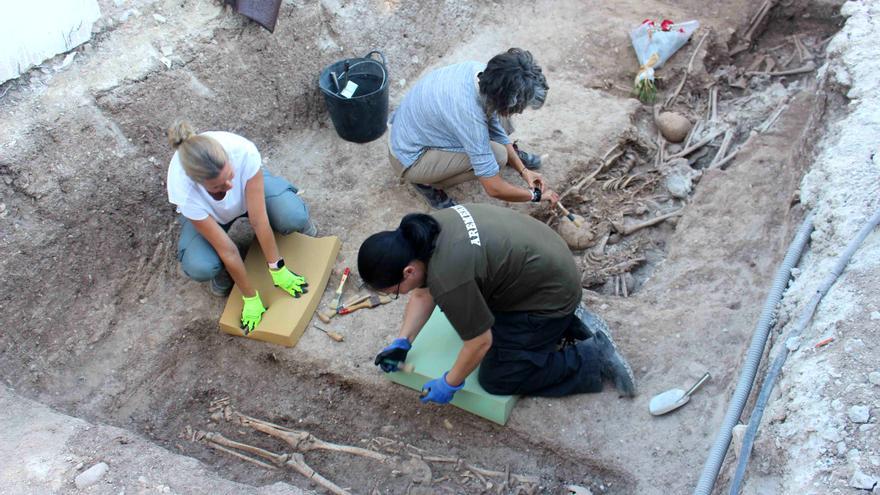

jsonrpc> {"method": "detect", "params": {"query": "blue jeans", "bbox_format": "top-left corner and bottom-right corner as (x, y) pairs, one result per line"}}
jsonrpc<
(177, 171), (310, 282)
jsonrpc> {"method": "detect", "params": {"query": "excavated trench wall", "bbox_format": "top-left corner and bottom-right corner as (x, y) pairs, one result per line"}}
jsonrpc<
(0, 0), (854, 493)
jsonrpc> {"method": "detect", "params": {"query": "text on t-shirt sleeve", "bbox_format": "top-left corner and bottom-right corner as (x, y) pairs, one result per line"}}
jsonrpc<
(435, 280), (495, 341)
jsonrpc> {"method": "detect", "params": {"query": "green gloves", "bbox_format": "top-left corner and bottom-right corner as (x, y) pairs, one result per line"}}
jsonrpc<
(238, 266), (307, 335)
(270, 266), (308, 298)
(241, 291), (266, 334)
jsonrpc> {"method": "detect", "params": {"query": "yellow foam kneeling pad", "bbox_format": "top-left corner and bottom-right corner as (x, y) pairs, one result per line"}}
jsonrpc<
(219, 233), (340, 347)
(386, 307), (519, 425)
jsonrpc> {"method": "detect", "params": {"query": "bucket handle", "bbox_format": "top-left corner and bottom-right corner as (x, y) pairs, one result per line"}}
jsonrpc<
(364, 50), (387, 67)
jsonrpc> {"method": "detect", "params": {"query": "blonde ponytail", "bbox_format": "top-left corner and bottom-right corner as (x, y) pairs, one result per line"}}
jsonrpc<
(167, 120), (195, 149)
(166, 120), (228, 183)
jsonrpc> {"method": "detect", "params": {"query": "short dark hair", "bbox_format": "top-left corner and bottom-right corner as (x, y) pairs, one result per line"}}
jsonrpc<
(357, 213), (441, 290)
(478, 48), (549, 117)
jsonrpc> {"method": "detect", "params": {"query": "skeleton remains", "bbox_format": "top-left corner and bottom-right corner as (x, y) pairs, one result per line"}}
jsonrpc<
(188, 399), (543, 494)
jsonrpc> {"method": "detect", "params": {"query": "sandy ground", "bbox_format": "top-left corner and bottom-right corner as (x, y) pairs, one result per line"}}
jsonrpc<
(1, 0), (873, 493)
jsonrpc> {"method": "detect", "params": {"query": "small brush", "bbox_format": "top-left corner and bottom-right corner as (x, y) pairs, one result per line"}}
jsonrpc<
(556, 203), (583, 227)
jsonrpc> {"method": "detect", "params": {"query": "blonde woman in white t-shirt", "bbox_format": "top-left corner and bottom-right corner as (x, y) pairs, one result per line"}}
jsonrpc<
(166, 121), (316, 333)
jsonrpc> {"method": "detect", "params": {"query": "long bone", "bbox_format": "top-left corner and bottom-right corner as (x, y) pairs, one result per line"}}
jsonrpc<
(612, 209), (684, 236)
(235, 412), (391, 462)
(202, 430), (351, 495)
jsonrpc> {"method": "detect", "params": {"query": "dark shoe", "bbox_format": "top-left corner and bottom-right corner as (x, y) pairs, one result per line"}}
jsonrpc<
(592, 330), (636, 397)
(209, 269), (233, 297)
(413, 183), (456, 209)
(513, 142), (542, 170)
(575, 305), (636, 397)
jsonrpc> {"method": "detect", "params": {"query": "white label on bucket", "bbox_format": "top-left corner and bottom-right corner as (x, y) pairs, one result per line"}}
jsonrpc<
(339, 80), (359, 98)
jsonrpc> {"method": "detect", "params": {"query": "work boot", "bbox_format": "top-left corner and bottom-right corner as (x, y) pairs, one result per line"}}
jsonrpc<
(301, 218), (318, 237)
(591, 330), (636, 397)
(575, 305), (636, 397)
(413, 183), (456, 209)
(209, 269), (234, 297)
(575, 304), (609, 339)
(513, 142), (542, 170)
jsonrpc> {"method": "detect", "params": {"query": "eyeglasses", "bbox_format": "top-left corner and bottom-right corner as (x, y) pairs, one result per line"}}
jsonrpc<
(379, 282), (401, 300)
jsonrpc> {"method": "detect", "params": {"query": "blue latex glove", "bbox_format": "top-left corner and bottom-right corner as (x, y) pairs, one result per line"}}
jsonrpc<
(374, 337), (411, 372)
(420, 372), (465, 404)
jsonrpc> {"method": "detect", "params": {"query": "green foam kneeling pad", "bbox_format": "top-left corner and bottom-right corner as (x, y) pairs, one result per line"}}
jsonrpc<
(386, 307), (518, 425)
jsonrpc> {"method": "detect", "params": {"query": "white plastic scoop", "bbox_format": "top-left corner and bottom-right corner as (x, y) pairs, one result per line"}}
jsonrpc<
(649, 372), (711, 416)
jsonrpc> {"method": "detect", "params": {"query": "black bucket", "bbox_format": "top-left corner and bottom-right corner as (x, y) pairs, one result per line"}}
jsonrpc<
(318, 51), (389, 144)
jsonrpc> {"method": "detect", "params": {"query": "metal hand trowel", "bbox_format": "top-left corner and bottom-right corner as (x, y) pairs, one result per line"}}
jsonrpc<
(649, 372), (711, 416)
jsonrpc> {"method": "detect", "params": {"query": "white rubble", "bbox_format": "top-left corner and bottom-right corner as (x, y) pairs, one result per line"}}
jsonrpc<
(848, 405), (870, 424)
(74, 462), (108, 489)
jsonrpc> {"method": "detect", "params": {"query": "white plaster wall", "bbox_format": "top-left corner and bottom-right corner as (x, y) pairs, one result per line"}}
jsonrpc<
(0, 0), (101, 84)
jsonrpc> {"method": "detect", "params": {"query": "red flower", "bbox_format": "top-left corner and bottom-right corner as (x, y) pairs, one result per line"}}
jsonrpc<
(642, 19), (655, 26)
(660, 19), (674, 31)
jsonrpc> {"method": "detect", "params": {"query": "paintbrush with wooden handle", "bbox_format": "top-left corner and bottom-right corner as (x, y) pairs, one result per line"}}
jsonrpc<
(337, 294), (392, 315)
(317, 293), (371, 323)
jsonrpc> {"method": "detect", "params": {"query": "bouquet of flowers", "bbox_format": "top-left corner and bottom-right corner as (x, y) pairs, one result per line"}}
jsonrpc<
(630, 18), (700, 102)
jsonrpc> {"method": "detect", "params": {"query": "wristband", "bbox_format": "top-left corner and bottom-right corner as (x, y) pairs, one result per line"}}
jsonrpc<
(530, 187), (542, 203)
(268, 258), (285, 270)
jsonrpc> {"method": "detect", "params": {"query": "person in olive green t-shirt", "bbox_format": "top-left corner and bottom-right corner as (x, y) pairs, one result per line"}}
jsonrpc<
(358, 204), (635, 405)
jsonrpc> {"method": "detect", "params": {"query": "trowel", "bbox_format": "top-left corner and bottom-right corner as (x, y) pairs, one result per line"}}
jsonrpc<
(649, 372), (711, 416)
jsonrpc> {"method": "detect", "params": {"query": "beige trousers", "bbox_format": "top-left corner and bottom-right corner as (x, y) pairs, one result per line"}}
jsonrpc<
(387, 118), (514, 188)
(389, 143), (508, 188)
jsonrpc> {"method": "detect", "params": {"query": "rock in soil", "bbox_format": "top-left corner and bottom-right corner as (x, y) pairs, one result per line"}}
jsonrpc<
(75, 462), (109, 489)
(850, 469), (877, 490)
(663, 158), (700, 199)
(848, 405), (870, 424)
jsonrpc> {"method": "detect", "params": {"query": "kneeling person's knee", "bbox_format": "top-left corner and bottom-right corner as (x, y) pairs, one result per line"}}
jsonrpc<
(266, 193), (310, 235)
(181, 256), (223, 282)
(477, 362), (519, 396)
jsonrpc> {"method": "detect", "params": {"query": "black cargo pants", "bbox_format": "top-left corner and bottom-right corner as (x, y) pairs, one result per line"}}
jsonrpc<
(477, 311), (603, 397)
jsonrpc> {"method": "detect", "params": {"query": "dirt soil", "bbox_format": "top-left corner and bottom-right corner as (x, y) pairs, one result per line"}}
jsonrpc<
(0, 0), (866, 493)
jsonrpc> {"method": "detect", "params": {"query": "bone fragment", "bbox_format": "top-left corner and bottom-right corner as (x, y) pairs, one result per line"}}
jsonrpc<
(204, 440), (278, 470)
(746, 61), (816, 77)
(238, 413), (390, 462)
(558, 144), (624, 203)
(757, 101), (788, 133)
(667, 128), (726, 160)
(613, 209), (684, 236)
(745, 0), (776, 43)
(683, 120), (703, 150)
(285, 452), (351, 495)
(709, 129), (734, 168)
(709, 86), (719, 122)
(205, 432), (288, 466)
(714, 149), (741, 170)
(665, 31), (711, 108)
